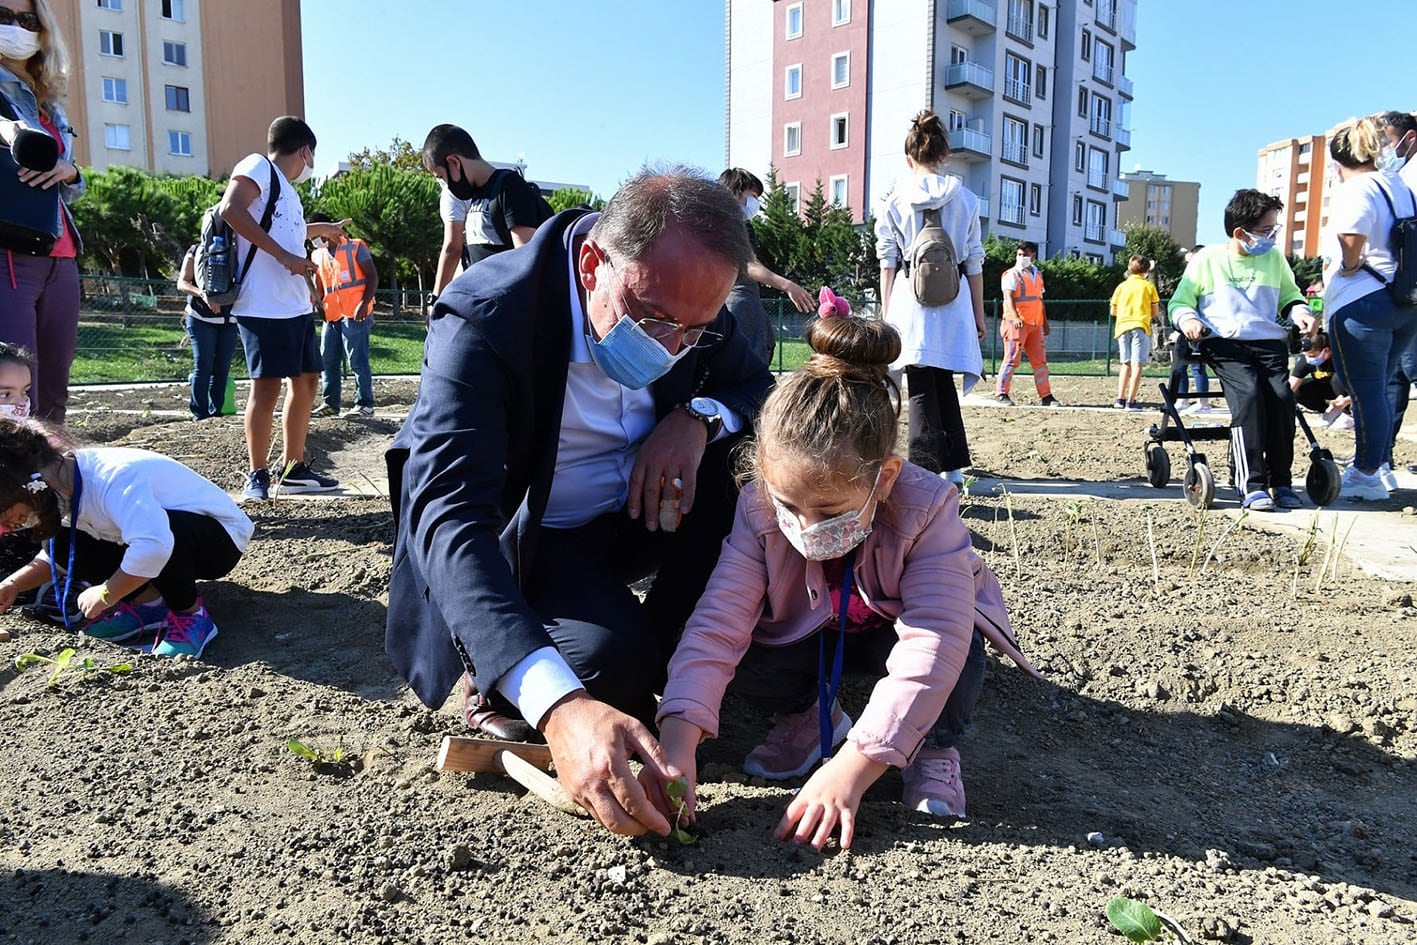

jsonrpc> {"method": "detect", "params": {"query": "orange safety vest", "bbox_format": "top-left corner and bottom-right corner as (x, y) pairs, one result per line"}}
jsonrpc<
(316, 239), (371, 322)
(1005, 266), (1045, 325)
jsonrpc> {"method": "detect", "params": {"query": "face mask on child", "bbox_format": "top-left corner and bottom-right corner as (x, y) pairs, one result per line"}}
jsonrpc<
(0, 398), (30, 420)
(771, 469), (883, 561)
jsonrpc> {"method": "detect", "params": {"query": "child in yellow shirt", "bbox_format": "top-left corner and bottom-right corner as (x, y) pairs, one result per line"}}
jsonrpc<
(1109, 255), (1161, 410)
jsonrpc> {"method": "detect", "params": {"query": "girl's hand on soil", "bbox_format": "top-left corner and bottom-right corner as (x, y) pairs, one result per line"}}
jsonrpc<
(0, 580), (18, 614)
(641, 717), (703, 823)
(76, 585), (111, 620)
(774, 744), (887, 851)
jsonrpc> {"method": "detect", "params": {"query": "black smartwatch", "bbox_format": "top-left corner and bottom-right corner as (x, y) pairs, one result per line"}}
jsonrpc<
(678, 396), (723, 440)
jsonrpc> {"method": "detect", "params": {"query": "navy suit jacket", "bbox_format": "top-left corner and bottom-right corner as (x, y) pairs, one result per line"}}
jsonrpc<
(385, 209), (773, 708)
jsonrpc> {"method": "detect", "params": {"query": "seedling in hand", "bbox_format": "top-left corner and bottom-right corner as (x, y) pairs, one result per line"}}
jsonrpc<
(665, 775), (697, 845)
(15, 648), (134, 688)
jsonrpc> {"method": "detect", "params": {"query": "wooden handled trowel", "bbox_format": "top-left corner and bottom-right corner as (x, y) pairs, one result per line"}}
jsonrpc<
(435, 736), (587, 818)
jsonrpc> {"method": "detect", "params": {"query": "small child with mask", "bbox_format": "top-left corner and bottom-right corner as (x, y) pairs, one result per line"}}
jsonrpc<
(644, 307), (1040, 851)
(0, 343), (33, 420)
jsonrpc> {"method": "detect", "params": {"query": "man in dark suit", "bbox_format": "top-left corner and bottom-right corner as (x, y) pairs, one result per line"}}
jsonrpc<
(386, 170), (771, 837)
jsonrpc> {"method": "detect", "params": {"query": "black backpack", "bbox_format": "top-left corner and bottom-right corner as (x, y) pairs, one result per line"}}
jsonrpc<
(486, 168), (555, 247)
(196, 158), (281, 306)
(1363, 176), (1417, 308)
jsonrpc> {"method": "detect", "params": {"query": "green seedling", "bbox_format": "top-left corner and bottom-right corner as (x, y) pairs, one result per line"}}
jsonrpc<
(1000, 484), (1022, 577)
(665, 775), (696, 845)
(1186, 507), (1209, 575)
(14, 648), (134, 688)
(1105, 896), (1194, 943)
(1063, 500), (1086, 558)
(286, 737), (353, 775)
(959, 474), (979, 499)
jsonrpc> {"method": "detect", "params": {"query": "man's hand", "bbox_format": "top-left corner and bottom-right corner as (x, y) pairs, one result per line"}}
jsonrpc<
(76, 585), (111, 620)
(1043, 319), (1051, 337)
(17, 158), (77, 191)
(354, 299), (373, 322)
(279, 251), (317, 277)
(783, 280), (815, 313)
(628, 408), (709, 531)
(1179, 317), (1207, 341)
(541, 692), (680, 836)
(1291, 308), (1317, 335)
(307, 218), (352, 241)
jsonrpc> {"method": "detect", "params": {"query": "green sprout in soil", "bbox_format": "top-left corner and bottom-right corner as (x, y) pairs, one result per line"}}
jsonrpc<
(1063, 499), (1086, 559)
(665, 775), (696, 845)
(14, 648), (134, 688)
(1106, 896), (1195, 944)
(287, 737), (354, 775)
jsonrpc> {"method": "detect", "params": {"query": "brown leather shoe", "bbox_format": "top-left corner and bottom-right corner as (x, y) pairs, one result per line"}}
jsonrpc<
(462, 675), (543, 743)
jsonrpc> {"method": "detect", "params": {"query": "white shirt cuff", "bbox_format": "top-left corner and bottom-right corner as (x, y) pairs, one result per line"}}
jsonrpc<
(496, 646), (585, 729)
(701, 398), (742, 441)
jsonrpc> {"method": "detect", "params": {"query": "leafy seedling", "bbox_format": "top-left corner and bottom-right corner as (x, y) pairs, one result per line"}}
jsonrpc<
(1105, 896), (1194, 943)
(665, 775), (697, 845)
(1063, 499), (1086, 558)
(14, 648), (134, 688)
(960, 474), (979, 499)
(287, 737), (354, 776)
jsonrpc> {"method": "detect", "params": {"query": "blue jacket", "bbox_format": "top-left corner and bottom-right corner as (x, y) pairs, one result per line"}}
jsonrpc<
(385, 209), (772, 708)
(0, 63), (84, 252)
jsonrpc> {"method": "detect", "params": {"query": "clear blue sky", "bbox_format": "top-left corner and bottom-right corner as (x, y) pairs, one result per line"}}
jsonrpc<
(302, 0), (1411, 235)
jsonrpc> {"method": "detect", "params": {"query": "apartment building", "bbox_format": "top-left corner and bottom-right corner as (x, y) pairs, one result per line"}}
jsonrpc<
(1116, 168), (1200, 250)
(48, 0), (304, 178)
(726, 0), (1137, 262)
(1257, 136), (1329, 259)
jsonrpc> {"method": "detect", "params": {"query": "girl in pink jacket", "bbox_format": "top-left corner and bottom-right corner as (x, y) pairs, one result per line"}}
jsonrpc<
(645, 312), (1039, 851)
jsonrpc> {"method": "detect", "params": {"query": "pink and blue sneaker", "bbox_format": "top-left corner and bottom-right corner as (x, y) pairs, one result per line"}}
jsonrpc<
(81, 599), (168, 643)
(153, 603), (219, 659)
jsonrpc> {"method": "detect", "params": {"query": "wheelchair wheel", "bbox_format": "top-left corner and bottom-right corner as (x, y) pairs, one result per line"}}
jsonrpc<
(1306, 457), (1342, 507)
(1145, 443), (1171, 488)
(1184, 461), (1216, 509)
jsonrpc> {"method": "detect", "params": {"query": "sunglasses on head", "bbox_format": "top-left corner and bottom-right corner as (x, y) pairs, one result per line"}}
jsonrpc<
(0, 7), (41, 31)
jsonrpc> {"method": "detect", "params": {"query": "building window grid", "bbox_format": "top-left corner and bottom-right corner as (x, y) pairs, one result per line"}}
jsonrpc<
(162, 0), (185, 21)
(830, 113), (849, 149)
(1072, 195), (1084, 226)
(785, 182), (801, 214)
(784, 122), (802, 157)
(785, 64), (802, 100)
(1004, 53), (1031, 105)
(1036, 65), (1047, 100)
(104, 123), (131, 150)
(165, 84), (190, 112)
(1091, 94), (1113, 138)
(786, 3), (803, 39)
(1038, 4), (1049, 38)
(1093, 40), (1114, 84)
(168, 130), (192, 156)
(1006, 0), (1033, 43)
(832, 0), (850, 27)
(1002, 116), (1028, 166)
(1073, 141), (1085, 172)
(829, 174), (848, 207)
(98, 0), (121, 9)
(101, 76), (127, 104)
(1000, 177), (1026, 225)
(1077, 86), (1088, 118)
(1085, 200), (1107, 241)
(163, 41), (187, 67)
(1032, 123), (1045, 158)
(1029, 184), (1042, 216)
(1081, 29), (1091, 61)
(1096, 0), (1115, 30)
(99, 30), (124, 57)
(831, 52), (849, 89)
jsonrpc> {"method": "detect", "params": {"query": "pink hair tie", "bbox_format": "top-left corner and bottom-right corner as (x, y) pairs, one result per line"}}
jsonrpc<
(817, 286), (851, 318)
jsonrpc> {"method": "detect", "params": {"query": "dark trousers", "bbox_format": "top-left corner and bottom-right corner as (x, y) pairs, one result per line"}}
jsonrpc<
(513, 437), (743, 726)
(1203, 337), (1295, 494)
(1392, 357), (1414, 466)
(51, 511), (242, 613)
(905, 365), (970, 473)
(0, 254), (80, 423)
(734, 626), (987, 751)
(186, 314), (239, 419)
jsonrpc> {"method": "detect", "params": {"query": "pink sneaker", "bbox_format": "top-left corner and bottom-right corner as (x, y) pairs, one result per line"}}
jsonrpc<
(902, 746), (966, 817)
(742, 700), (852, 780)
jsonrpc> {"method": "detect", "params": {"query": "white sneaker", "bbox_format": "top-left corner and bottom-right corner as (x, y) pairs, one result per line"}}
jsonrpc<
(1340, 465), (1389, 501)
(943, 469), (965, 486)
(1377, 463), (1398, 491)
(1328, 412), (1355, 431)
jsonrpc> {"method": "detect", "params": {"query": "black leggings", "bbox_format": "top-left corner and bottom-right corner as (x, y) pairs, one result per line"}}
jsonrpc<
(905, 365), (971, 473)
(51, 511), (242, 612)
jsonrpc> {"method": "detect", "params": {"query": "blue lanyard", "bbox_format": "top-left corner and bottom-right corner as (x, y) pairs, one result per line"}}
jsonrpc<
(817, 547), (856, 765)
(45, 462), (82, 631)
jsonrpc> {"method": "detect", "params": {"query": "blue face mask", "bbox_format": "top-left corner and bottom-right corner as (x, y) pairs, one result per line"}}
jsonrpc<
(1243, 230), (1276, 256)
(587, 311), (690, 389)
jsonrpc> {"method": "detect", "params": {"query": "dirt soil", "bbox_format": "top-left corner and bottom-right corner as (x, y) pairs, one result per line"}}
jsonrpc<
(2, 376), (1414, 945)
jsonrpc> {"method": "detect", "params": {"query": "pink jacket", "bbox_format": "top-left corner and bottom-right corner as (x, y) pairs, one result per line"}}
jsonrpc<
(658, 462), (1040, 768)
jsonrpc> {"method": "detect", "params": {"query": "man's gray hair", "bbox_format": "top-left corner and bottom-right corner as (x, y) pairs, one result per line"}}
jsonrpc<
(590, 166), (752, 277)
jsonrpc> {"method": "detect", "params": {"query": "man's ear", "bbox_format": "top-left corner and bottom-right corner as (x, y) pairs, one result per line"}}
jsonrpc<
(577, 241), (603, 293)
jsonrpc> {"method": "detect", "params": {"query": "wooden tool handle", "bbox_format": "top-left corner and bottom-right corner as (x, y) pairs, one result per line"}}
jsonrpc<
(499, 750), (587, 818)
(437, 736), (553, 772)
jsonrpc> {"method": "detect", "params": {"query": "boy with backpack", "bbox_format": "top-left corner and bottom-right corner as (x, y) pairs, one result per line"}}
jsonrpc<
(996, 242), (1060, 407)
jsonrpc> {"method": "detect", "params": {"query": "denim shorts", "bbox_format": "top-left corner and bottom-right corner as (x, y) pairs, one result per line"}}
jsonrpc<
(236, 313), (320, 379)
(1117, 327), (1152, 364)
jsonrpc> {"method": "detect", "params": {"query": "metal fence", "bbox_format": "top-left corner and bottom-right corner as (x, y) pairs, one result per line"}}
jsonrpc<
(66, 275), (1157, 385)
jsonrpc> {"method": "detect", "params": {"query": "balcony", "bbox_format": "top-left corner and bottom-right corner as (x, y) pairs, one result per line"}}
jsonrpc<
(948, 127), (992, 160)
(1092, 62), (1113, 85)
(999, 202), (1026, 225)
(1086, 168), (1108, 190)
(1003, 78), (1031, 105)
(946, 0), (996, 35)
(977, 197), (990, 219)
(945, 61), (995, 99)
(1115, 125), (1131, 148)
(1116, 74), (1134, 98)
(1095, 0), (1117, 31)
(1110, 227), (1127, 246)
(1002, 142), (1028, 165)
(1118, 0), (1137, 49)
(1112, 177), (1130, 199)
(1085, 223), (1105, 243)
(1005, 13), (1033, 43)
(1090, 115), (1112, 138)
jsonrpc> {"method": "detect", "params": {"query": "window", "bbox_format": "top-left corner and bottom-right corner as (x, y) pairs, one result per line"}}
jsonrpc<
(1004, 53), (1031, 104)
(1072, 195), (1084, 225)
(1074, 141), (1085, 171)
(950, 44), (967, 66)
(831, 52), (849, 89)
(785, 2), (803, 39)
(1032, 124), (1045, 158)
(1081, 29), (1092, 61)
(1006, 0), (1033, 43)
(1077, 86), (1089, 118)
(1091, 94), (1113, 137)
(97, 0), (122, 10)
(104, 123), (131, 150)
(784, 122), (802, 157)
(1093, 39), (1114, 84)
(829, 175), (848, 207)
(1029, 184), (1042, 216)
(1085, 199), (1107, 241)
(1000, 178), (1026, 225)
(101, 77), (127, 104)
(165, 84), (190, 112)
(785, 64), (802, 99)
(830, 113), (849, 149)
(947, 109), (966, 131)
(1036, 65), (1047, 100)
(99, 30), (124, 57)
(1087, 147), (1109, 189)
(1096, 0), (1115, 29)
(832, 0), (850, 26)
(1038, 4), (1049, 38)
(785, 182), (801, 214)
(163, 41), (187, 66)
(168, 130), (192, 156)
(1002, 116), (1027, 165)
(162, 0), (185, 20)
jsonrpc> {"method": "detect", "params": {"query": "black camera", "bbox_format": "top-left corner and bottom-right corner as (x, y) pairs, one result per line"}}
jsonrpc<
(1299, 330), (1328, 353)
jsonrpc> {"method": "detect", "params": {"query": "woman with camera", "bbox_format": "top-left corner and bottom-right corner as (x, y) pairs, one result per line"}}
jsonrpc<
(0, 0), (83, 424)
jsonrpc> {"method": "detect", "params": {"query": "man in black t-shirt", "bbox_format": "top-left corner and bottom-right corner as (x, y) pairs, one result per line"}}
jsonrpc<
(422, 124), (555, 295)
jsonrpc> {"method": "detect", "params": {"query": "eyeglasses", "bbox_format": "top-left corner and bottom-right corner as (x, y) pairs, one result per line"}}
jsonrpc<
(1246, 225), (1281, 239)
(0, 7), (42, 32)
(602, 254), (722, 350)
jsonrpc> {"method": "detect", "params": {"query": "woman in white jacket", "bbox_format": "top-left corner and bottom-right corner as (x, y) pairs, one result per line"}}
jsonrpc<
(876, 110), (986, 483)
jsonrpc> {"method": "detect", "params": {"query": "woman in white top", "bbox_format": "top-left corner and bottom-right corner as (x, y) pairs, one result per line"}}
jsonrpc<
(1321, 117), (1417, 502)
(0, 419), (253, 658)
(876, 110), (986, 483)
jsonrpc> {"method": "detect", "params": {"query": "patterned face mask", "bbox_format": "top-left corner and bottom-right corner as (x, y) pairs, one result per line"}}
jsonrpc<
(771, 468), (883, 561)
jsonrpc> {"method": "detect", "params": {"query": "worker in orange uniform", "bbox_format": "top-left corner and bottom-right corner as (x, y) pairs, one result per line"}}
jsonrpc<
(309, 212), (379, 418)
(995, 241), (1060, 407)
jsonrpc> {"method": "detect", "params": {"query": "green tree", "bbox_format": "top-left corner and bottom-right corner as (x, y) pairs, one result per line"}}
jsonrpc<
(348, 137), (424, 172)
(71, 165), (183, 276)
(1121, 223), (1185, 295)
(1287, 253), (1324, 292)
(149, 173), (225, 253)
(548, 187), (603, 213)
(980, 233), (1022, 300)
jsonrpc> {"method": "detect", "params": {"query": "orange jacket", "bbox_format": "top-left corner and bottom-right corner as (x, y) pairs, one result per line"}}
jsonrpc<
(1003, 266), (1045, 325)
(315, 239), (372, 322)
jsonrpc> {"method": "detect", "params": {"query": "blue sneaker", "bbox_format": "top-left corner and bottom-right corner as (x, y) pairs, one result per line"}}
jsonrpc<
(82, 599), (168, 643)
(153, 603), (218, 659)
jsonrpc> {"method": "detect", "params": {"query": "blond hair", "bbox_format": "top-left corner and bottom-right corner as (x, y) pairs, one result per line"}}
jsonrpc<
(1328, 116), (1383, 168)
(10, 0), (71, 108)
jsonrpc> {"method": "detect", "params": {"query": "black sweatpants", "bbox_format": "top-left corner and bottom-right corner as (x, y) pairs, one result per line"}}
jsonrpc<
(51, 510), (242, 613)
(905, 365), (971, 473)
(1202, 337), (1295, 494)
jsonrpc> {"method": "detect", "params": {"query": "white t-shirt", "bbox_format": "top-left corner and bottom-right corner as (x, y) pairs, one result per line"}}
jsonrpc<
(1321, 170), (1410, 316)
(439, 183), (502, 248)
(230, 153), (311, 319)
